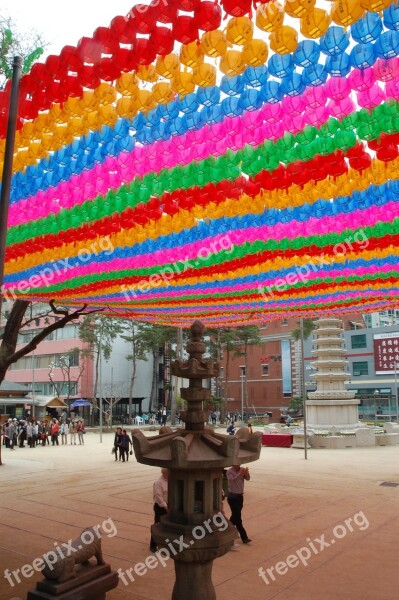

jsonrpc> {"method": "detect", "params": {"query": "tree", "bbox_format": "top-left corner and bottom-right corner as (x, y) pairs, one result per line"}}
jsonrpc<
(78, 315), (126, 416)
(137, 324), (177, 411)
(219, 328), (240, 424)
(120, 321), (149, 424)
(0, 15), (46, 83)
(0, 299), (97, 386)
(234, 325), (262, 415)
(291, 319), (316, 341)
(48, 348), (87, 402)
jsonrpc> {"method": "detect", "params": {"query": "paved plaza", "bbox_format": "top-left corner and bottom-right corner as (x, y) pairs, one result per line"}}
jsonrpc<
(0, 430), (398, 600)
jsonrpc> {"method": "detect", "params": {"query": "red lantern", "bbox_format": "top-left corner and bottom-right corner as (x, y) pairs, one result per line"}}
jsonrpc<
(134, 38), (157, 65)
(77, 37), (102, 65)
(93, 27), (119, 53)
(151, 27), (174, 55)
(129, 5), (157, 34)
(150, 0), (177, 23)
(177, 0), (201, 10)
(173, 16), (199, 44)
(222, 0), (252, 17)
(96, 58), (123, 81)
(376, 143), (399, 162)
(197, 2), (222, 31)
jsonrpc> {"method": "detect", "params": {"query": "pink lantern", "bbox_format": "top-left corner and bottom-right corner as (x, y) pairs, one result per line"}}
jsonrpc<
(282, 94), (305, 116)
(263, 102), (282, 124)
(326, 77), (351, 100)
(357, 84), (386, 109)
(348, 68), (376, 91)
(304, 85), (327, 108)
(305, 105), (329, 128)
(373, 57), (399, 82)
(328, 97), (355, 119)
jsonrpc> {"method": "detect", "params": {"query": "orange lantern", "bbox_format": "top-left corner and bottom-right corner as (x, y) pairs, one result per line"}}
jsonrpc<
(256, 2), (284, 33)
(201, 30), (228, 57)
(331, 0), (364, 26)
(300, 8), (331, 39)
(136, 65), (159, 82)
(155, 53), (180, 78)
(80, 91), (98, 112)
(360, 0), (392, 10)
(226, 16), (254, 45)
(115, 73), (138, 95)
(284, 0), (315, 18)
(93, 82), (117, 105)
(180, 40), (204, 68)
(192, 63), (217, 86)
(219, 49), (246, 75)
(269, 26), (298, 54)
(64, 96), (84, 117)
(242, 39), (268, 66)
(116, 96), (137, 118)
(172, 71), (196, 95)
(133, 89), (156, 112)
(152, 82), (174, 104)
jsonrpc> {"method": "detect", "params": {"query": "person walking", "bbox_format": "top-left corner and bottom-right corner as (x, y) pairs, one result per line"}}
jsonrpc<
(50, 419), (60, 445)
(226, 464), (251, 544)
(76, 420), (85, 445)
(161, 407), (167, 426)
(119, 429), (132, 462)
(150, 468), (168, 552)
(113, 427), (122, 461)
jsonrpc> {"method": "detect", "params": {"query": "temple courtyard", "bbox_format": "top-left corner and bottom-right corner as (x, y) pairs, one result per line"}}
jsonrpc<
(0, 430), (397, 600)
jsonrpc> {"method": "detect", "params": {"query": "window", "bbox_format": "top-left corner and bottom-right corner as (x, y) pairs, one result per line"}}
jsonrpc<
(282, 318), (288, 326)
(353, 361), (369, 376)
(240, 366), (246, 377)
(351, 334), (367, 349)
(261, 364), (269, 376)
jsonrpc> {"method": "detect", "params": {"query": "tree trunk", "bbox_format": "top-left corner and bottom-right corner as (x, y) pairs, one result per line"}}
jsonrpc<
(128, 359), (136, 424)
(150, 350), (158, 411)
(0, 300), (30, 382)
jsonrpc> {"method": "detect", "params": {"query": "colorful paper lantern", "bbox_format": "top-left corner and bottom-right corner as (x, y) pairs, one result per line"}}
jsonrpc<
(284, 0), (315, 19)
(331, 0), (364, 27)
(300, 8), (331, 39)
(256, 1), (284, 32)
(226, 17), (254, 46)
(156, 53), (180, 78)
(269, 25), (298, 54)
(192, 63), (217, 87)
(201, 30), (228, 57)
(180, 40), (205, 68)
(242, 39), (268, 66)
(220, 50), (246, 76)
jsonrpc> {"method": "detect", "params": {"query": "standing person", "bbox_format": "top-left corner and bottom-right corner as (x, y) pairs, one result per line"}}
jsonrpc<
(226, 464), (251, 544)
(69, 419), (77, 445)
(161, 407), (167, 426)
(60, 421), (68, 445)
(76, 420), (85, 445)
(150, 468), (168, 553)
(227, 421), (236, 435)
(26, 422), (34, 448)
(113, 427), (122, 461)
(119, 429), (132, 462)
(50, 419), (60, 445)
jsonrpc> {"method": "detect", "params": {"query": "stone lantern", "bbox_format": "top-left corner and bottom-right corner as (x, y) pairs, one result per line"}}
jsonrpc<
(132, 321), (261, 600)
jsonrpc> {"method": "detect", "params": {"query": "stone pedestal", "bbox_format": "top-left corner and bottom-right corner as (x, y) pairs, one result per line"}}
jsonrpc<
(355, 428), (376, 447)
(375, 433), (399, 446)
(384, 422), (399, 434)
(291, 433), (311, 449)
(27, 564), (118, 600)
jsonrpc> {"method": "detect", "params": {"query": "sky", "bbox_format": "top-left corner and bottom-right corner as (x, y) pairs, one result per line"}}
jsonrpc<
(2, 0), (136, 57)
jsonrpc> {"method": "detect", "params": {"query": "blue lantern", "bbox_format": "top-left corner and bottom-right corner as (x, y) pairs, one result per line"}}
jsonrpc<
(320, 26), (350, 56)
(221, 96), (243, 118)
(280, 73), (305, 97)
(384, 2), (399, 31)
(325, 52), (351, 77)
(169, 116), (188, 137)
(242, 65), (268, 87)
(158, 101), (180, 120)
(350, 43), (375, 70)
(260, 80), (282, 103)
(374, 30), (399, 60)
(238, 89), (262, 111)
(351, 12), (382, 44)
(178, 92), (199, 113)
(197, 85), (220, 106)
(220, 74), (245, 96)
(293, 40), (320, 67)
(268, 53), (294, 78)
(302, 64), (327, 87)
(185, 110), (205, 131)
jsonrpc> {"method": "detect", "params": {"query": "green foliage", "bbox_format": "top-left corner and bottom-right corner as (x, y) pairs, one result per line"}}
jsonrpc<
(0, 16), (46, 82)
(289, 397), (304, 413)
(291, 319), (316, 341)
(79, 315), (126, 361)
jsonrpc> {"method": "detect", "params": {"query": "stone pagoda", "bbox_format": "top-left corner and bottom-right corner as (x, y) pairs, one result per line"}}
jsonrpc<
(307, 317), (360, 430)
(132, 321), (261, 600)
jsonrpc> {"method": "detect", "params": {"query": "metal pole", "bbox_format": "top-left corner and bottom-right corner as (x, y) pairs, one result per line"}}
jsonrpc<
(395, 363), (399, 422)
(300, 318), (308, 460)
(0, 57), (22, 466)
(99, 350), (103, 443)
(240, 373), (244, 424)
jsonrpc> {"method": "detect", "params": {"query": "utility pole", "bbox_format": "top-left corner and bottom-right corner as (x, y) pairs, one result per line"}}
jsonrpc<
(300, 317), (308, 460)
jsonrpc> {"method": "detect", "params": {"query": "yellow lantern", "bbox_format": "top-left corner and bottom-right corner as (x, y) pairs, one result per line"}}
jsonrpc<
(360, 0), (392, 10)
(201, 30), (228, 58)
(115, 73), (138, 95)
(256, 2), (284, 33)
(192, 63), (216, 87)
(152, 82), (174, 104)
(116, 96), (137, 119)
(172, 71), (196, 96)
(100, 104), (117, 126)
(67, 116), (85, 137)
(49, 104), (67, 124)
(93, 82), (117, 105)
(242, 39), (268, 66)
(64, 96), (84, 117)
(331, 0), (364, 26)
(284, 0), (315, 18)
(133, 89), (156, 113)
(136, 65), (158, 82)
(226, 16), (254, 46)
(219, 50), (246, 76)
(269, 25), (298, 54)
(84, 111), (100, 129)
(80, 91), (98, 112)
(300, 8), (331, 39)
(155, 53), (180, 79)
(180, 40), (204, 68)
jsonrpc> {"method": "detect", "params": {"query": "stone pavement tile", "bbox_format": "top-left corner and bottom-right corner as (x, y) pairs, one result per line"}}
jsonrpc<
(0, 434), (398, 600)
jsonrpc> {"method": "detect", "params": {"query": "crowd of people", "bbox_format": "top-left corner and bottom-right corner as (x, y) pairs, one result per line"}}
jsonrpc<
(1, 416), (86, 448)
